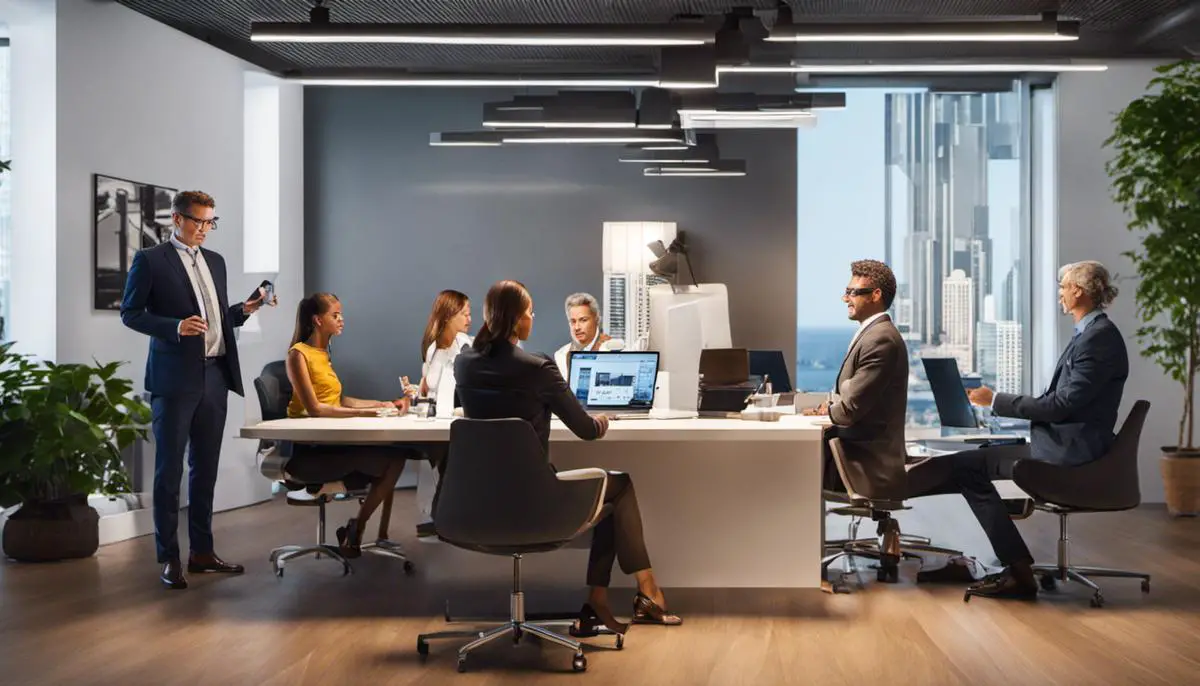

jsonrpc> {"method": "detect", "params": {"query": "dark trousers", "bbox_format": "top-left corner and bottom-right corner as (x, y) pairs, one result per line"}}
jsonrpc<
(907, 443), (1034, 567)
(151, 361), (229, 563)
(586, 472), (653, 588)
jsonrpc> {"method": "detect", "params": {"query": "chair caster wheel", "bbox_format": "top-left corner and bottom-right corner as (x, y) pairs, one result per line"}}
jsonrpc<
(341, 564), (352, 577)
(1039, 575), (1057, 592)
(1090, 594), (1105, 608)
(963, 592), (971, 603)
(416, 639), (428, 658)
(877, 562), (899, 583)
(572, 655), (587, 672)
(615, 634), (624, 650)
(273, 565), (284, 579)
(513, 627), (523, 644)
(457, 656), (468, 673)
(403, 560), (415, 574)
(1141, 579), (1150, 593)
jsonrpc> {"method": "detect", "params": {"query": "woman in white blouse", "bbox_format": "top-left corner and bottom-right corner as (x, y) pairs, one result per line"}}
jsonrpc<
(419, 289), (473, 404)
(415, 290), (472, 536)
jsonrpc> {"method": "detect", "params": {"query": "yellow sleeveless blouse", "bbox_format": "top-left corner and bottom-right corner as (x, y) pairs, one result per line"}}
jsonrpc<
(287, 342), (343, 418)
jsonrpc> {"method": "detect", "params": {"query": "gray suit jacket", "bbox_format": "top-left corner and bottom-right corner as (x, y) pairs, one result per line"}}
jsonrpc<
(825, 315), (909, 500)
(992, 313), (1127, 466)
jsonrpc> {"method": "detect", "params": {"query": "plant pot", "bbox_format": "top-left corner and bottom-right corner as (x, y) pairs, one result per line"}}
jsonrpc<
(1, 495), (100, 562)
(1160, 449), (1200, 517)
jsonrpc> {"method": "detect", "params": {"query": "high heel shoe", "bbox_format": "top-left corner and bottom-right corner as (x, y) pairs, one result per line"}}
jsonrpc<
(569, 603), (629, 637)
(335, 518), (362, 558)
(632, 592), (682, 626)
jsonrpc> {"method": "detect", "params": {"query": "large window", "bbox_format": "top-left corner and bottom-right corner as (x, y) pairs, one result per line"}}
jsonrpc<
(796, 85), (1031, 427)
(0, 40), (10, 343)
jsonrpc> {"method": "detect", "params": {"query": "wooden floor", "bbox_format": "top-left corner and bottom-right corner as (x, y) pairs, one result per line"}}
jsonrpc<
(2, 491), (1199, 685)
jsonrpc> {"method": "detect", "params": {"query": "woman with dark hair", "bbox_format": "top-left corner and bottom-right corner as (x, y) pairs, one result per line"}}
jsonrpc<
(454, 280), (681, 637)
(285, 292), (414, 557)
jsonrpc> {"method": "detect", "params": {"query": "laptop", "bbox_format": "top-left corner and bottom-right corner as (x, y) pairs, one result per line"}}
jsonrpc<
(920, 357), (1027, 450)
(567, 350), (660, 419)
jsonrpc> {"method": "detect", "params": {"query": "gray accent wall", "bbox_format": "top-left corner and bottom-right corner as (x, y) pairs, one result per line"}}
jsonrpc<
(305, 88), (797, 397)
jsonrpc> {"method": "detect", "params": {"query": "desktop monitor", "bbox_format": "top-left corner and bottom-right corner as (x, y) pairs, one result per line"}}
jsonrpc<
(921, 357), (980, 429)
(748, 350), (793, 394)
(567, 351), (659, 410)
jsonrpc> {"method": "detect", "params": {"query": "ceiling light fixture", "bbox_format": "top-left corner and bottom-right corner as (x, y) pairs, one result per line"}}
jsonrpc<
(720, 61), (1107, 75)
(252, 14), (713, 46)
(766, 12), (1079, 43)
(290, 72), (664, 88)
(429, 132), (505, 147)
(501, 129), (687, 145)
(644, 161), (747, 177)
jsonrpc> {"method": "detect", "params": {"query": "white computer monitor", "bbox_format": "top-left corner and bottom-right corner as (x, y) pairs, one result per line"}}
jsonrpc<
(647, 284), (732, 412)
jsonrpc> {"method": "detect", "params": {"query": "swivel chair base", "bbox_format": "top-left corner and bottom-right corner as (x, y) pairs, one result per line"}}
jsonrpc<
(269, 492), (414, 577)
(1030, 510), (1150, 608)
(417, 554), (622, 673)
(823, 508), (962, 591)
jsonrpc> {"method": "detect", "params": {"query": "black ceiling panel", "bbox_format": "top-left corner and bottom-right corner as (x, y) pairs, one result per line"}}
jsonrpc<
(114, 0), (1200, 73)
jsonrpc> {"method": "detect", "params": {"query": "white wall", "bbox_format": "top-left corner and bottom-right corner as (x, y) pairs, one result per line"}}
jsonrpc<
(1057, 61), (1173, 502)
(53, 1), (304, 515)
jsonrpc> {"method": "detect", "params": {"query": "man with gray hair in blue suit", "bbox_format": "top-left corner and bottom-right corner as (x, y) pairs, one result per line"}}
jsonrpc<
(909, 260), (1128, 601)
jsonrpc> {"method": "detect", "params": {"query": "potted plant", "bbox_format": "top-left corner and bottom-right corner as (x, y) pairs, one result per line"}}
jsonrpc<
(0, 342), (152, 560)
(1105, 59), (1200, 517)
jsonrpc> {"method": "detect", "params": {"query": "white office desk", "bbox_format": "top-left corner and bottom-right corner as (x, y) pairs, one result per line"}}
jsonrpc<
(241, 415), (828, 588)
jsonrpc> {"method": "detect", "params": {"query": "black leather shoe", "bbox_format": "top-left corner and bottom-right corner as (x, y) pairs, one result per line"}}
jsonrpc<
(161, 559), (188, 590)
(964, 569), (1038, 601)
(187, 553), (245, 574)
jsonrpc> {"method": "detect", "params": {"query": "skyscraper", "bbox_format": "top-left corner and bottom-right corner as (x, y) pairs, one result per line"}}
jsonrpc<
(943, 269), (975, 372)
(601, 221), (675, 350)
(995, 321), (1023, 394)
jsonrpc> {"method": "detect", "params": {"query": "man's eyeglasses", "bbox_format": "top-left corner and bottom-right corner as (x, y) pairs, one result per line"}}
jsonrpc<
(844, 287), (878, 297)
(179, 213), (219, 230)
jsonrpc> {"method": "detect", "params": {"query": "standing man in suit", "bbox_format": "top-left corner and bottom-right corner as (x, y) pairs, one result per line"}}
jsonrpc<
(806, 259), (910, 500)
(909, 260), (1128, 600)
(121, 190), (272, 589)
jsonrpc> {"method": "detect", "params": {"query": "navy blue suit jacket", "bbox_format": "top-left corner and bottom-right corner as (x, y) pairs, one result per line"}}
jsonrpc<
(120, 242), (248, 397)
(993, 313), (1128, 466)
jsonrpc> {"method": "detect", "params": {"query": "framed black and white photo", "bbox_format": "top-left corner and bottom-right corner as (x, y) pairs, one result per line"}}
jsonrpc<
(93, 174), (176, 311)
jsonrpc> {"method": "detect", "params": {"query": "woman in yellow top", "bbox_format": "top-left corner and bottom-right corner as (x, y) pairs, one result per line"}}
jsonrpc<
(285, 292), (414, 557)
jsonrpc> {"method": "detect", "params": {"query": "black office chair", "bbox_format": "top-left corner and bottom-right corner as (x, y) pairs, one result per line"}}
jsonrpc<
(253, 361), (412, 578)
(416, 418), (620, 673)
(1005, 400), (1152, 608)
(823, 437), (962, 589)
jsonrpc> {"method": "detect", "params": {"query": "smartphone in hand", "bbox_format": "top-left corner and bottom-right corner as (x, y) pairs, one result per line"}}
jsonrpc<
(249, 279), (275, 303)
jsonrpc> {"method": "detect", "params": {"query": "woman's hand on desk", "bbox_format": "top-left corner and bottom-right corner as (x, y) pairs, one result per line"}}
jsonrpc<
(391, 396), (412, 412)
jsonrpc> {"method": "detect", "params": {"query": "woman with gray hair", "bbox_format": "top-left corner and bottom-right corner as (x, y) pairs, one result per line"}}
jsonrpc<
(553, 292), (625, 378)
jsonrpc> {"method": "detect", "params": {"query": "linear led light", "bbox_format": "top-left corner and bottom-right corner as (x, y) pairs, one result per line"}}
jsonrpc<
(504, 134), (686, 145)
(720, 62), (1107, 75)
(251, 22), (713, 46)
(482, 103), (638, 129)
(643, 161), (747, 177)
(765, 18), (1079, 43)
(621, 157), (711, 164)
(429, 132), (504, 147)
(291, 73), (662, 87)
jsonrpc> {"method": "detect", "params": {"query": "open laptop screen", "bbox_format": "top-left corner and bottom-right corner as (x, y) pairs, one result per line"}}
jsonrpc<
(568, 351), (659, 410)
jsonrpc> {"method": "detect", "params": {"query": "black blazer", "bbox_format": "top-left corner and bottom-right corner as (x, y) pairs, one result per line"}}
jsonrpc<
(119, 242), (248, 397)
(993, 313), (1128, 466)
(454, 340), (601, 456)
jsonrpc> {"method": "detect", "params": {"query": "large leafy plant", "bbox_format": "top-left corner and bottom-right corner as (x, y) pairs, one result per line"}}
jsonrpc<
(0, 341), (152, 507)
(1105, 60), (1200, 453)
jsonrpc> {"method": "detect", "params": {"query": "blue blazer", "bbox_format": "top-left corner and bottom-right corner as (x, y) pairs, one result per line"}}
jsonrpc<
(993, 313), (1128, 466)
(120, 242), (248, 397)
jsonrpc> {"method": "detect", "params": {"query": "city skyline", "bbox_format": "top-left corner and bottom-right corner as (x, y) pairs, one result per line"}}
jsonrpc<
(797, 87), (1028, 426)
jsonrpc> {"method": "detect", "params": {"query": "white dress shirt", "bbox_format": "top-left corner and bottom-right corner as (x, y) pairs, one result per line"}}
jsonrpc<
(554, 333), (626, 379)
(848, 311), (889, 352)
(170, 234), (225, 357)
(423, 332), (473, 411)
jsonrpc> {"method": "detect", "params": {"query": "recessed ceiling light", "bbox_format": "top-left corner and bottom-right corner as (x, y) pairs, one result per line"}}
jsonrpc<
(252, 22), (713, 47)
